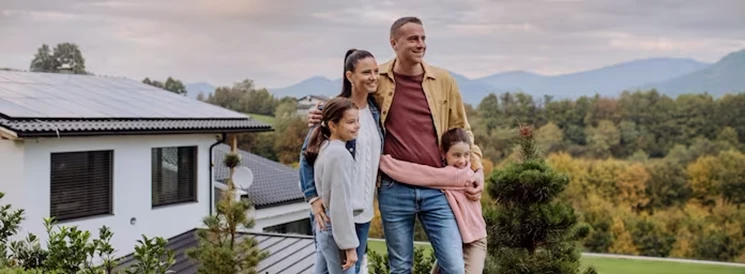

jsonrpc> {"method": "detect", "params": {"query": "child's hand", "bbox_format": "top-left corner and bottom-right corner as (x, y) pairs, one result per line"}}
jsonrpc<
(342, 249), (358, 270)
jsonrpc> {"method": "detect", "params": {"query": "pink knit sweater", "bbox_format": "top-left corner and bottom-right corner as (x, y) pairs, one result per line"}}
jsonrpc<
(378, 154), (487, 244)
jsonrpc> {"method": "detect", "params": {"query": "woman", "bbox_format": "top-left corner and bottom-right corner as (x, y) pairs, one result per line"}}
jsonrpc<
(299, 48), (384, 274)
(303, 97), (363, 274)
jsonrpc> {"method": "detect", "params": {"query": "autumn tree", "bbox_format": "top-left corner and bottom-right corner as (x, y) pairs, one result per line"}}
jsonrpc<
(607, 217), (638, 255)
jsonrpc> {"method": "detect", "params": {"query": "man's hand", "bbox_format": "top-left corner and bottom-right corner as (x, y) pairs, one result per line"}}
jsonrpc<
(465, 168), (484, 201)
(307, 102), (323, 128)
(311, 199), (329, 230)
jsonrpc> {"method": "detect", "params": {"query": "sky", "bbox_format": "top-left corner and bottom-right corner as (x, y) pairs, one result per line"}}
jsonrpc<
(1, 0), (744, 89)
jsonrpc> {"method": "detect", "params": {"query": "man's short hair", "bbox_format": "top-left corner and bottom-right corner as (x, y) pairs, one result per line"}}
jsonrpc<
(390, 16), (423, 39)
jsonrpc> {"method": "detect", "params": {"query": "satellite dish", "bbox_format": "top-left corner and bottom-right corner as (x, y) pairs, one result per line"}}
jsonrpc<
(233, 166), (254, 189)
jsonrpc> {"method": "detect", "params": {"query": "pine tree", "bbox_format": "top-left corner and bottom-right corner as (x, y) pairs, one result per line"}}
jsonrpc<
(186, 149), (268, 274)
(484, 124), (596, 274)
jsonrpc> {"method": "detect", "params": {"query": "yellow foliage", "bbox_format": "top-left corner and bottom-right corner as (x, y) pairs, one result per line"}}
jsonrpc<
(608, 216), (638, 255)
(547, 152), (590, 203)
(481, 158), (494, 177)
(670, 229), (694, 258)
(369, 198), (384, 238)
(616, 162), (650, 211)
(586, 159), (626, 202)
(686, 155), (720, 206)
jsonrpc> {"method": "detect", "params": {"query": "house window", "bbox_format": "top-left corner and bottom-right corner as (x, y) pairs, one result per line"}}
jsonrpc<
(152, 146), (197, 207)
(50, 150), (113, 221)
(263, 218), (312, 236)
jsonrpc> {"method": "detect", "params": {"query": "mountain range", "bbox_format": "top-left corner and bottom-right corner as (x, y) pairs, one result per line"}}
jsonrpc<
(186, 49), (745, 105)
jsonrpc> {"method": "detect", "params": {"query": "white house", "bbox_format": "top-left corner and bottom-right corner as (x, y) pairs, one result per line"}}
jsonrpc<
(0, 70), (272, 256)
(213, 144), (312, 235)
(295, 95), (328, 116)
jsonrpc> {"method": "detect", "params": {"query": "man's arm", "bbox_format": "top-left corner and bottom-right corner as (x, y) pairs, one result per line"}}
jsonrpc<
(446, 77), (484, 171)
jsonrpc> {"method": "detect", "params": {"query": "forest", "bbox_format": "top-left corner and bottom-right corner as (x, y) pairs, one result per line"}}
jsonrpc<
(203, 80), (745, 263)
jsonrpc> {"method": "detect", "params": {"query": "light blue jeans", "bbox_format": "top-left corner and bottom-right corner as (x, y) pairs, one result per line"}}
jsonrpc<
(312, 217), (371, 274)
(378, 176), (464, 274)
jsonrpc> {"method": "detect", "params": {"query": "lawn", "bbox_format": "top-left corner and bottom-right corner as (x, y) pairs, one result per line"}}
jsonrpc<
(246, 113), (275, 125)
(365, 239), (745, 274)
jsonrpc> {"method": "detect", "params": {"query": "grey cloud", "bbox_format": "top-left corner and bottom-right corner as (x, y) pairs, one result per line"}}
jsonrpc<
(1, 0), (743, 88)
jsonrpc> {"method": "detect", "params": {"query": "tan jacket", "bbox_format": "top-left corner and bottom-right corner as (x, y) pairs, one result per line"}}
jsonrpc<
(373, 58), (484, 172)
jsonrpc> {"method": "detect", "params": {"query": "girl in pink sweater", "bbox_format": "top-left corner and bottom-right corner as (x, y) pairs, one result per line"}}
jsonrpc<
(379, 128), (487, 274)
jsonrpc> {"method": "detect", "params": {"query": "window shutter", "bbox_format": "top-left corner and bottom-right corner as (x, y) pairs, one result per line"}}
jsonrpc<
(50, 150), (113, 221)
(152, 146), (197, 207)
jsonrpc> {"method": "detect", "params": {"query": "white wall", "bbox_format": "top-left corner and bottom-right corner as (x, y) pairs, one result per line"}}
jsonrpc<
(0, 139), (26, 216)
(13, 134), (217, 256)
(252, 202), (310, 232)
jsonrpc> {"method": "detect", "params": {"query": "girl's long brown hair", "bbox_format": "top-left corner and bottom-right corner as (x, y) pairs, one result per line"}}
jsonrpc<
(441, 128), (471, 153)
(303, 97), (358, 165)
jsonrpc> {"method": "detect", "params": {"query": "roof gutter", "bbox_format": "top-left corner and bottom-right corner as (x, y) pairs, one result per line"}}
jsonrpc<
(0, 126), (18, 140)
(15, 127), (272, 138)
(208, 133), (226, 216)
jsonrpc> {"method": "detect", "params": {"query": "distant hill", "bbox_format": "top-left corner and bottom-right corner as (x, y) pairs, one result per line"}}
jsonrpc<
(240, 49), (745, 105)
(477, 58), (710, 100)
(268, 76), (342, 99)
(267, 57), (712, 105)
(643, 49), (745, 96)
(185, 82), (216, 100)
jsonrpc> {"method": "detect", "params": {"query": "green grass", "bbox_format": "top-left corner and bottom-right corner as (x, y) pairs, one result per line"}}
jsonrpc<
(246, 113), (275, 125)
(366, 240), (745, 274)
(366, 239), (432, 257)
(582, 256), (745, 274)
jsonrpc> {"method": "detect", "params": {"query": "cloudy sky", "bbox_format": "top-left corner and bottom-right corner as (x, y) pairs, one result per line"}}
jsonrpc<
(1, 0), (744, 88)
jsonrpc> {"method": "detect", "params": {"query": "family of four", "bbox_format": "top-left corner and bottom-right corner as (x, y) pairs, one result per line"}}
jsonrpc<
(299, 16), (488, 274)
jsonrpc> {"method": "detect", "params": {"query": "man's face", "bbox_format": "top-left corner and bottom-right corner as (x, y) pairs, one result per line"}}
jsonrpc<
(391, 22), (426, 64)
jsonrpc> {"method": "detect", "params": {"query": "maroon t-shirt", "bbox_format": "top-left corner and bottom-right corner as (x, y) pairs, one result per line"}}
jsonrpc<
(383, 72), (442, 168)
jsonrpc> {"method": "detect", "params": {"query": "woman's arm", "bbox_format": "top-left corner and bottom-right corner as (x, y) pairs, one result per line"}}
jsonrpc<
(298, 127), (318, 202)
(379, 154), (474, 189)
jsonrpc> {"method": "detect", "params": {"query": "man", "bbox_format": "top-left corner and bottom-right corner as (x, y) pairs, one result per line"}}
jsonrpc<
(308, 17), (485, 274)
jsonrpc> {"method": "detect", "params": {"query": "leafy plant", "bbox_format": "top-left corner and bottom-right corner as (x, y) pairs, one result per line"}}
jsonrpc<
(0, 192), (25, 267)
(366, 246), (434, 274)
(123, 235), (175, 274)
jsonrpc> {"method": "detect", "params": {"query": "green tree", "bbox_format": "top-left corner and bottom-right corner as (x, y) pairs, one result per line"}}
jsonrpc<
(186, 150), (268, 273)
(30, 43), (87, 74)
(143, 77), (186, 95)
(485, 125), (594, 274)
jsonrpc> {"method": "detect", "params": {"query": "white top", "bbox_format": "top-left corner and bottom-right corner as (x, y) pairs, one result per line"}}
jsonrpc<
(353, 105), (382, 224)
(313, 139), (361, 249)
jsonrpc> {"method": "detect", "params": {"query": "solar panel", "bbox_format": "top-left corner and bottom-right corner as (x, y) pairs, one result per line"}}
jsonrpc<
(0, 71), (248, 119)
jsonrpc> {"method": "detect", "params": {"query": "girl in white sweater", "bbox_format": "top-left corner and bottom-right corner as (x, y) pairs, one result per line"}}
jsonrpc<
(303, 97), (362, 274)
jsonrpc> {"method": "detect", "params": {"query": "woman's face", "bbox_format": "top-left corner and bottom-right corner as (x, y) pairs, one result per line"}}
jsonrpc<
(330, 108), (360, 141)
(346, 57), (379, 94)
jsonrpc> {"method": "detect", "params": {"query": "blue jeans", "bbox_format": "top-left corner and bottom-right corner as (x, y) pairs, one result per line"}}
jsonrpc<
(311, 214), (371, 274)
(378, 177), (464, 274)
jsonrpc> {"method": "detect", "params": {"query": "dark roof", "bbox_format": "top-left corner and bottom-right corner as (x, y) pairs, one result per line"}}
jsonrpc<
(214, 144), (304, 208)
(0, 71), (272, 137)
(114, 228), (316, 274)
(0, 118), (271, 137)
(297, 95), (328, 102)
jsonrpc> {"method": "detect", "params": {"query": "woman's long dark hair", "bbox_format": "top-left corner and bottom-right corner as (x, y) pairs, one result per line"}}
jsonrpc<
(303, 97), (358, 165)
(339, 49), (375, 98)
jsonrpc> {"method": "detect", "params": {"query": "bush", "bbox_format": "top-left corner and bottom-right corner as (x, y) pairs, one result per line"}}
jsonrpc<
(367, 246), (434, 274)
